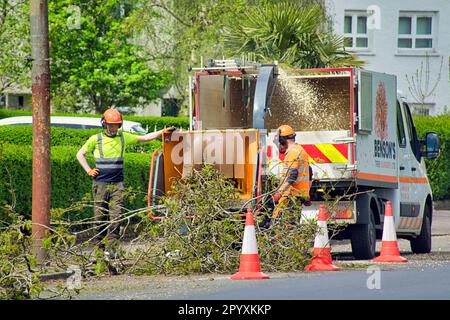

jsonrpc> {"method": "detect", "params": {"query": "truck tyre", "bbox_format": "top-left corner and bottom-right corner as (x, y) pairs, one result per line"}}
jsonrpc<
(410, 205), (432, 254)
(350, 207), (376, 259)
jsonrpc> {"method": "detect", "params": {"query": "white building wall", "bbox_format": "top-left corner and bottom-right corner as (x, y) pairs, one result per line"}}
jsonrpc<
(135, 100), (162, 117)
(4, 93), (32, 110)
(326, 0), (450, 115)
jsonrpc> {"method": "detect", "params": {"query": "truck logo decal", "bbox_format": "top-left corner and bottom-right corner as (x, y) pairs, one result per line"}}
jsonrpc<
(375, 81), (388, 141)
(374, 81), (396, 160)
(374, 140), (396, 159)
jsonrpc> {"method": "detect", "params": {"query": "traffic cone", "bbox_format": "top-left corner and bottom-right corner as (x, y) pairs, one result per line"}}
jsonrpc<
(231, 209), (269, 280)
(305, 204), (340, 271)
(373, 201), (408, 263)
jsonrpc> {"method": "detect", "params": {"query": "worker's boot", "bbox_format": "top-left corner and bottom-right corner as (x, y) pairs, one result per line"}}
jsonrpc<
(258, 215), (272, 229)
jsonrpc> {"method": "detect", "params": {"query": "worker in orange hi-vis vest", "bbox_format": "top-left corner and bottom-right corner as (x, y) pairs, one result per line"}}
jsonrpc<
(272, 125), (311, 219)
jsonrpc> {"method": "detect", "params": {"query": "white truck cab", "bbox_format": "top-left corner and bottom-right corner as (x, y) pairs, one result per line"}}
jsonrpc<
(261, 67), (440, 259)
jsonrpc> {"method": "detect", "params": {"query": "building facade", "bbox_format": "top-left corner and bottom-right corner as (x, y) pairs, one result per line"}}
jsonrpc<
(0, 88), (32, 110)
(326, 0), (450, 115)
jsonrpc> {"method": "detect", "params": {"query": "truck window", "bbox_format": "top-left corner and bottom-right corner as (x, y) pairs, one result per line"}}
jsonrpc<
(396, 102), (406, 148)
(359, 72), (373, 133)
(402, 102), (421, 161)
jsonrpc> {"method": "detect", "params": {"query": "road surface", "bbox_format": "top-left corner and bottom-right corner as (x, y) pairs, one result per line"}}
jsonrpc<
(72, 209), (450, 300)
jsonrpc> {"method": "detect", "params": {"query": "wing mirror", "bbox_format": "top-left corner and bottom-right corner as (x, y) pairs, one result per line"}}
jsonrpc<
(422, 132), (440, 159)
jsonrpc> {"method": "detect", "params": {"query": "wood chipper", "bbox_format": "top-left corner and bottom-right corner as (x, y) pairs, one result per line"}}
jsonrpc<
(148, 59), (439, 260)
(148, 60), (264, 215)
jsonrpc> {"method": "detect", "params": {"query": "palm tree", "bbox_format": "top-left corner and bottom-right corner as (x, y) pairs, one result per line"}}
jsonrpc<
(224, 2), (365, 68)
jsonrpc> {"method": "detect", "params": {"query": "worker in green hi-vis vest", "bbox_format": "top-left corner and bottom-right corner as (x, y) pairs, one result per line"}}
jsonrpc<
(77, 108), (175, 253)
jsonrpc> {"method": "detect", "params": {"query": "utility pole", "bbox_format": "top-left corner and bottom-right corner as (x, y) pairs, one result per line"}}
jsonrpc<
(30, 0), (51, 262)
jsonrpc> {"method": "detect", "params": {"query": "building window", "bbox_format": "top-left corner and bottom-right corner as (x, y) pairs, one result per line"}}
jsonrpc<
(398, 13), (435, 50)
(344, 12), (369, 50)
(410, 103), (434, 116)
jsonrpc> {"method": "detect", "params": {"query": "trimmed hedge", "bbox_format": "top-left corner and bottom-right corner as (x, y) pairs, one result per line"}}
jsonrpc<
(0, 126), (162, 153)
(0, 143), (152, 219)
(0, 112), (446, 220)
(414, 115), (450, 200)
(0, 109), (35, 118)
(125, 115), (190, 131)
(0, 109), (99, 119)
(0, 109), (190, 131)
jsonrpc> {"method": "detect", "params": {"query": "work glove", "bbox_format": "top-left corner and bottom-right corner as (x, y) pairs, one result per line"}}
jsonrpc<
(87, 168), (100, 177)
(273, 192), (281, 204)
(164, 126), (176, 134)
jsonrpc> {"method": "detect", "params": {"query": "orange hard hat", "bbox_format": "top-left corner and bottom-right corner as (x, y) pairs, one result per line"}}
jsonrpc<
(278, 125), (295, 137)
(103, 108), (122, 124)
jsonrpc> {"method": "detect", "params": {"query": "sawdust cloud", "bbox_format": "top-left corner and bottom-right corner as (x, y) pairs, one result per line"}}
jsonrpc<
(266, 68), (351, 131)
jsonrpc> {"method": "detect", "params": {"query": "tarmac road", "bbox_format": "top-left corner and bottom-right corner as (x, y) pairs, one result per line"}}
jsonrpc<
(170, 262), (450, 300)
(73, 210), (450, 300)
(432, 210), (450, 235)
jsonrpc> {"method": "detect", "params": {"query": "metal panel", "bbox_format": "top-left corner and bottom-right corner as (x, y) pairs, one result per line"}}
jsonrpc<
(356, 70), (398, 188)
(196, 74), (255, 130)
(162, 129), (259, 199)
(265, 130), (354, 180)
(153, 153), (165, 199)
(253, 66), (276, 129)
(400, 203), (421, 218)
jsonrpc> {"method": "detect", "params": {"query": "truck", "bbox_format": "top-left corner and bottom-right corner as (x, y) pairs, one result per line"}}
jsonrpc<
(149, 60), (440, 260)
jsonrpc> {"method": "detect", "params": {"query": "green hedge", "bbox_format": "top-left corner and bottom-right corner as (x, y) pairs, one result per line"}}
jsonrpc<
(125, 115), (190, 131)
(0, 109), (190, 131)
(0, 109), (100, 119)
(0, 109), (35, 118)
(0, 126), (162, 153)
(414, 115), (450, 200)
(1, 112), (446, 219)
(0, 143), (152, 219)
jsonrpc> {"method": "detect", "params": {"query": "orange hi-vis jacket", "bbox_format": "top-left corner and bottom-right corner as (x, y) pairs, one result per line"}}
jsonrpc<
(280, 143), (310, 198)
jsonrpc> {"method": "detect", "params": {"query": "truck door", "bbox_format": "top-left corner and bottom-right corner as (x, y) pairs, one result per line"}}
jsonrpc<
(398, 102), (421, 231)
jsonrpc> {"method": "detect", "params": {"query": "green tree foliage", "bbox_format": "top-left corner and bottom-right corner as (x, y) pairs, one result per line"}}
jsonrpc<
(49, 0), (172, 113)
(414, 115), (450, 200)
(127, 0), (247, 107)
(128, 0), (361, 110)
(140, 165), (317, 275)
(0, 1), (30, 96)
(223, 2), (365, 68)
(0, 212), (45, 300)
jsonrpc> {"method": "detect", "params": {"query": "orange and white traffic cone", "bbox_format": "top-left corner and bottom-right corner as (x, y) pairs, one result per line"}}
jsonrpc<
(231, 209), (269, 280)
(305, 204), (340, 271)
(373, 201), (408, 263)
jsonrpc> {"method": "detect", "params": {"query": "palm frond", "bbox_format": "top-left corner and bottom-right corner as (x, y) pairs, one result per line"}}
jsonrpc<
(223, 2), (366, 68)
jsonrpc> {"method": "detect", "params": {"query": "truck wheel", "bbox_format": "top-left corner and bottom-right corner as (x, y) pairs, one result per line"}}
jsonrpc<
(350, 208), (376, 260)
(410, 205), (432, 254)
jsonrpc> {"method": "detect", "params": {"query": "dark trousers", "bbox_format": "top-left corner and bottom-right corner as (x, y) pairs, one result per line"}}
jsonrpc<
(92, 181), (125, 244)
